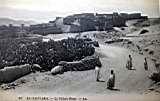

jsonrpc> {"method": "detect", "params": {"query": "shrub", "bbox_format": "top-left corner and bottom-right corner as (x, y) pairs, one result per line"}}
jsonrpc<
(0, 38), (95, 70)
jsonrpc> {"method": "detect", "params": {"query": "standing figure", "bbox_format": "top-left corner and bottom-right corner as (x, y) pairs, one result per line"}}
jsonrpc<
(144, 57), (148, 70)
(107, 69), (115, 90)
(126, 54), (133, 70)
(95, 66), (101, 82)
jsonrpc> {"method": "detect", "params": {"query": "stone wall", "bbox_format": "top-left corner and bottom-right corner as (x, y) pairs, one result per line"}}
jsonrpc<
(0, 64), (32, 83)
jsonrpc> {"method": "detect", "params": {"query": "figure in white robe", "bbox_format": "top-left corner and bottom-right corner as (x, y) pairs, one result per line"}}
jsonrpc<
(95, 66), (101, 82)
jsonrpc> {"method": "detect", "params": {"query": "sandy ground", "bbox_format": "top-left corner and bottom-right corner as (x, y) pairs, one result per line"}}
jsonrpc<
(1, 44), (158, 98)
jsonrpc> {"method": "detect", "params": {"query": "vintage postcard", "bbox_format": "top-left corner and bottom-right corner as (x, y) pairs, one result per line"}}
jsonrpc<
(0, 0), (160, 101)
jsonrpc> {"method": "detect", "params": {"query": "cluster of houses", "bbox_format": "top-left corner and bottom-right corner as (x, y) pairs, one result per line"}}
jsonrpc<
(30, 12), (147, 34)
(29, 17), (63, 35)
(63, 12), (147, 32)
(0, 12), (148, 37)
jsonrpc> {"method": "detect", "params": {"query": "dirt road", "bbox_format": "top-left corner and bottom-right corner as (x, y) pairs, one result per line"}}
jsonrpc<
(4, 44), (156, 97)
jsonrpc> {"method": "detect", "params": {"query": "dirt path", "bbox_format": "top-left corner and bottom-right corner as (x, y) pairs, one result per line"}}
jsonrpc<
(98, 45), (156, 93)
(3, 44), (157, 97)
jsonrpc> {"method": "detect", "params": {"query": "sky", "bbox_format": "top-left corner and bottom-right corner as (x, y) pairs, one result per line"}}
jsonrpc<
(0, 0), (159, 23)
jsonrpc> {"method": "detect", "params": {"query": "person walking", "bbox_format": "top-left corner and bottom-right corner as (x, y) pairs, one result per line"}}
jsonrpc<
(144, 57), (148, 70)
(107, 69), (115, 90)
(95, 66), (101, 82)
(126, 54), (133, 70)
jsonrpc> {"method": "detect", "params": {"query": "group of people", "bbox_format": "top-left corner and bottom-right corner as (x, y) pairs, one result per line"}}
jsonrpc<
(95, 66), (115, 90)
(95, 54), (148, 90)
(126, 54), (148, 71)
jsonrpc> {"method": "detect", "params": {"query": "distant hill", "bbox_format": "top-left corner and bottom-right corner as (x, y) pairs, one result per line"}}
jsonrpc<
(0, 18), (37, 26)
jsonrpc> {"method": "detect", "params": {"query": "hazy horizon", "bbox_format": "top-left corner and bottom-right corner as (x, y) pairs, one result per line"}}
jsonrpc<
(0, 0), (159, 23)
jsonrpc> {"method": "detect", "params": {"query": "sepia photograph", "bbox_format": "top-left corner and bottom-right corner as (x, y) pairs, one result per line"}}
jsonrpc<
(0, 0), (160, 101)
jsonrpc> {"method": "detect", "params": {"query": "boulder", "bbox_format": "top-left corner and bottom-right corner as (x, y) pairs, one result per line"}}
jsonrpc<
(32, 64), (42, 72)
(51, 65), (64, 75)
